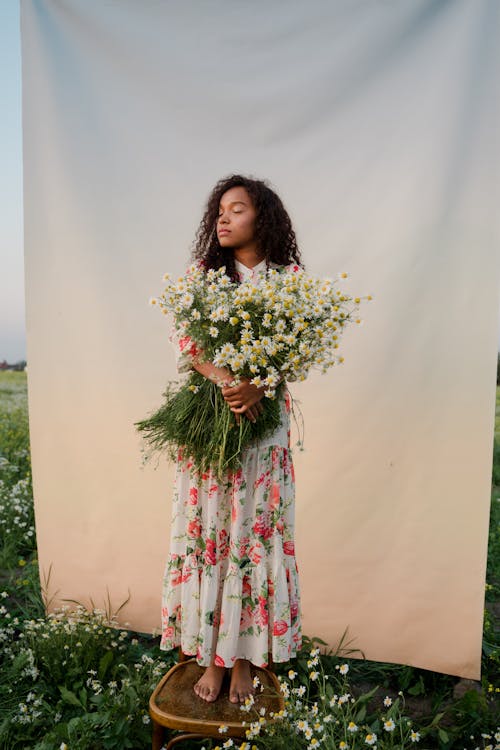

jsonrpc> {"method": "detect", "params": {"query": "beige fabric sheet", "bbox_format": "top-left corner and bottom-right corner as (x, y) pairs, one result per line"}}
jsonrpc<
(20, 0), (500, 678)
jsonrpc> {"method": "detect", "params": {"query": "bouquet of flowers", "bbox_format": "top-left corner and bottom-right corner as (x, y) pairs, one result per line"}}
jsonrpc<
(135, 261), (371, 479)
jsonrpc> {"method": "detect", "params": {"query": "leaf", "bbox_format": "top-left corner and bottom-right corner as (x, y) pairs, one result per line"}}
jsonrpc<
(58, 685), (83, 708)
(355, 704), (366, 722)
(79, 687), (88, 710)
(357, 684), (380, 703)
(438, 728), (449, 743)
(429, 711), (445, 726)
(98, 649), (114, 681)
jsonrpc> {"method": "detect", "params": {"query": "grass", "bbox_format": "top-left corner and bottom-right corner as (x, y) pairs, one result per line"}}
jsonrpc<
(0, 370), (498, 749)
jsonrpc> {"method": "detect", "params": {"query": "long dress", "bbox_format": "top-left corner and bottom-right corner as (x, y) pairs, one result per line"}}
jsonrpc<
(159, 258), (302, 668)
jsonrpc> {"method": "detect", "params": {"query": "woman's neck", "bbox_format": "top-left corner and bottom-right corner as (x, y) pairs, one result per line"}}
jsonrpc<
(233, 248), (266, 269)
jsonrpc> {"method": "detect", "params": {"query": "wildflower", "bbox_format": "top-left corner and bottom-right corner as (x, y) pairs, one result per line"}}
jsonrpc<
(383, 696), (392, 707)
(288, 669), (297, 679)
(252, 674), (260, 689)
(339, 663), (349, 675)
(347, 721), (358, 733)
(339, 743), (349, 749)
(310, 671), (319, 681)
(218, 724), (228, 734)
(365, 733), (377, 745)
(142, 714), (150, 724)
(410, 730), (421, 742)
(383, 718), (396, 732)
(223, 741), (234, 748)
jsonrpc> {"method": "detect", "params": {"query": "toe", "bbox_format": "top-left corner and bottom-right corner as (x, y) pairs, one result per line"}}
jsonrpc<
(229, 691), (239, 703)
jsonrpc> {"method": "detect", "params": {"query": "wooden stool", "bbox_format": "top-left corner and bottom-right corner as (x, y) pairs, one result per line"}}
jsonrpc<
(149, 652), (285, 750)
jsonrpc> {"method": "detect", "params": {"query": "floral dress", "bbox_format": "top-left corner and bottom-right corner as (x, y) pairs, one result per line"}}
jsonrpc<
(159, 258), (302, 668)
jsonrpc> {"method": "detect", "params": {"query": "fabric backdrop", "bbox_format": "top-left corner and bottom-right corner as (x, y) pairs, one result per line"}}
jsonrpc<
(20, 0), (499, 679)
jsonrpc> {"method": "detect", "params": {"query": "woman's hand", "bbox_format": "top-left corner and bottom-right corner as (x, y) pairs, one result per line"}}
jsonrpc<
(221, 379), (266, 425)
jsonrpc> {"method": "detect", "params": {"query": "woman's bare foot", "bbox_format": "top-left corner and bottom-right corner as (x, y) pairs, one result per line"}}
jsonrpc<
(193, 664), (226, 702)
(229, 658), (255, 703)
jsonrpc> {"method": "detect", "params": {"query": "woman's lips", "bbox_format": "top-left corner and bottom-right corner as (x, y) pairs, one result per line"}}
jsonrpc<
(218, 230), (230, 235)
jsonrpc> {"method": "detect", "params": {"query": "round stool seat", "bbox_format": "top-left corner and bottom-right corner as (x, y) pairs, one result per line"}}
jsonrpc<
(149, 659), (285, 749)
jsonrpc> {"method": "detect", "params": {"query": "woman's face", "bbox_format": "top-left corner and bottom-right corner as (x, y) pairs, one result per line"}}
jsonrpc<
(216, 186), (258, 251)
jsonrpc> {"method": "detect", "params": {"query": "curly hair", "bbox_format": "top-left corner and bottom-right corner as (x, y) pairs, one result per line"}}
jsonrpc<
(189, 174), (304, 282)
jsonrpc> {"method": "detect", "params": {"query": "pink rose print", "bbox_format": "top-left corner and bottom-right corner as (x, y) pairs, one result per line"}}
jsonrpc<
(283, 541), (295, 555)
(233, 468), (244, 492)
(163, 625), (175, 639)
(239, 536), (249, 558)
(249, 543), (262, 565)
(242, 576), (252, 598)
(205, 538), (216, 566)
(214, 654), (225, 667)
(284, 391), (291, 413)
(290, 600), (299, 620)
(208, 483), (219, 499)
(253, 513), (273, 540)
(171, 569), (182, 587)
(270, 482), (281, 510)
(254, 470), (268, 489)
(273, 620), (289, 636)
(178, 334), (199, 358)
(257, 596), (269, 626)
(189, 487), (198, 505)
(267, 577), (275, 597)
(218, 528), (229, 559)
(187, 519), (202, 538)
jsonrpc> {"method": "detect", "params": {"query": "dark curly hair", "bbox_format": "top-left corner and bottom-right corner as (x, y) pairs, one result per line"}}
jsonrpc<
(189, 174), (304, 282)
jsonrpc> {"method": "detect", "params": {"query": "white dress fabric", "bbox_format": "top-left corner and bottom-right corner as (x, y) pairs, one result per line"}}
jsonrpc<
(159, 258), (302, 668)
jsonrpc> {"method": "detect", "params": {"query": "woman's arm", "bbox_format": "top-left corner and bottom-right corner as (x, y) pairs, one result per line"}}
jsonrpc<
(190, 354), (234, 387)
(169, 326), (265, 423)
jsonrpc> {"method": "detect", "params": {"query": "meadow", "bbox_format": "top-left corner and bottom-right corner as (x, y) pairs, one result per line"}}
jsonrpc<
(0, 370), (498, 749)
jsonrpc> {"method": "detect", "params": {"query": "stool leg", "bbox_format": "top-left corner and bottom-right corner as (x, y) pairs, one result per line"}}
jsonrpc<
(166, 733), (213, 749)
(151, 718), (165, 750)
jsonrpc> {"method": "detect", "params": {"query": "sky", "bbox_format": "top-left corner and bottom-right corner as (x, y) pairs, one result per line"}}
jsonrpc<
(1, 1), (499, 364)
(1, 1), (24, 363)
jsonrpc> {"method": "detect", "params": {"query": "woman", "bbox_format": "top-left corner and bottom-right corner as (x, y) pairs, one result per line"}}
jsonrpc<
(160, 174), (303, 704)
